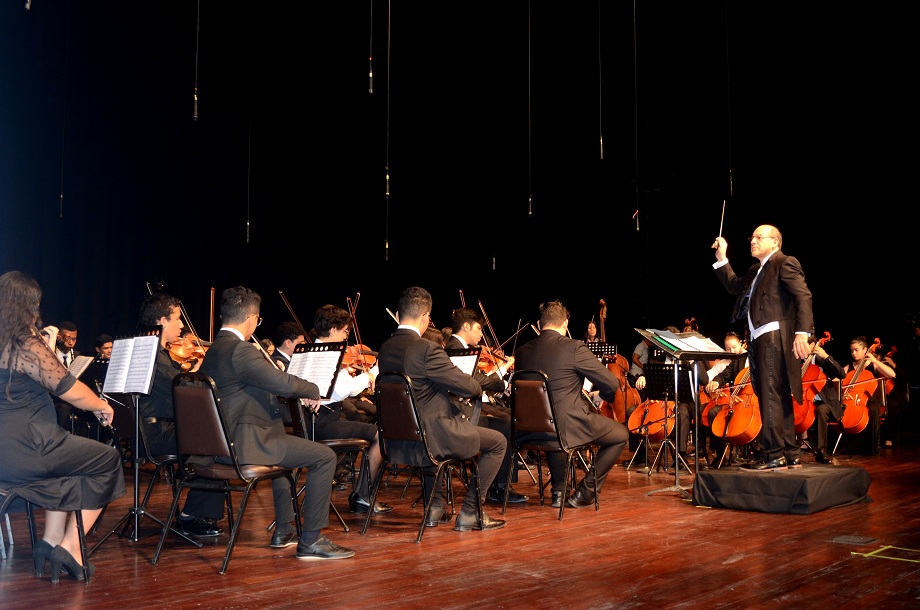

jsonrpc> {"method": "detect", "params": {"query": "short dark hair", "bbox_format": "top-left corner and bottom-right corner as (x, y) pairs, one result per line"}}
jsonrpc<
(139, 293), (182, 327)
(450, 307), (482, 333)
(538, 300), (569, 327)
(220, 286), (261, 325)
(95, 333), (114, 348)
(314, 305), (351, 339)
(397, 287), (432, 321)
(274, 321), (306, 345)
(59, 320), (78, 333)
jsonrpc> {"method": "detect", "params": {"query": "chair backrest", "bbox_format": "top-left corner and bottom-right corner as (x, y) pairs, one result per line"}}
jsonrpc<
(171, 372), (242, 476)
(374, 371), (437, 467)
(509, 369), (569, 451)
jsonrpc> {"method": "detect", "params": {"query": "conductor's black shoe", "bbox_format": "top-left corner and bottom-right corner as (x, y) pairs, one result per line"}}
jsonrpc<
(487, 485), (528, 504)
(551, 491), (564, 508)
(425, 505), (451, 527)
(295, 535), (355, 560)
(269, 531), (298, 548)
(566, 488), (596, 509)
(348, 492), (393, 514)
(177, 514), (222, 537)
(745, 456), (787, 471)
(454, 510), (506, 532)
(815, 451), (832, 464)
(786, 455), (803, 466)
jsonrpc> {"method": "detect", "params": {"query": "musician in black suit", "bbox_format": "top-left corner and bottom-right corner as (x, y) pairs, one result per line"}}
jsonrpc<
(513, 300), (629, 509)
(197, 286), (355, 560)
(376, 287), (507, 531)
(712, 224), (815, 470)
(445, 307), (528, 504)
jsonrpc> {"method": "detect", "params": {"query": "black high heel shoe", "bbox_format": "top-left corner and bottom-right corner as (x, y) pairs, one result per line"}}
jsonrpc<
(32, 539), (54, 577)
(49, 545), (95, 583)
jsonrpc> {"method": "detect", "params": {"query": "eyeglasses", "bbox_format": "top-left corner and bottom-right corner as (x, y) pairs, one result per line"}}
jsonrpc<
(250, 314), (262, 327)
(748, 234), (776, 243)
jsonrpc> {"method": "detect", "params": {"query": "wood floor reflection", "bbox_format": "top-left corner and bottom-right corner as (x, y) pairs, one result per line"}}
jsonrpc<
(2, 435), (920, 610)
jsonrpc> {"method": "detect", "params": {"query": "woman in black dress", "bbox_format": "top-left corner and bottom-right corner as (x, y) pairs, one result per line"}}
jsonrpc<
(0, 271), (125, 581)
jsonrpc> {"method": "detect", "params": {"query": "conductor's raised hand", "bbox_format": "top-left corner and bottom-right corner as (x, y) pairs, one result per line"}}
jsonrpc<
(711, 236), (727, 262)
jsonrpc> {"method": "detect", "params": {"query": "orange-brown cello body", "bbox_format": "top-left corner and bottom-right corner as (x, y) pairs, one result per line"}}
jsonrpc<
(793, 332), (831, 434)
(627, 399), (675, 442)
(711, 368), (762, 446)
(595, 298), (636, 423)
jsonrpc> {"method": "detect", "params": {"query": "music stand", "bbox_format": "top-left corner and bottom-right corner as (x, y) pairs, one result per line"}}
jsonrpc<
(635, 328), (747, 500)
(643, 361), (695, 484)
(90, 326), (201, 556)
(586, 342), (618, 362)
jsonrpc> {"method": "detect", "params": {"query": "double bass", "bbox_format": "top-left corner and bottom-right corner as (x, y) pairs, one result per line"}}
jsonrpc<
(596, 299), (639, 423)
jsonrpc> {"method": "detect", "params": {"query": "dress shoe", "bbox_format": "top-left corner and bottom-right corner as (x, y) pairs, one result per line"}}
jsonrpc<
(49, 545), (95, 583)
(454, 509), (506, 531)
(269, 530), (299, 548)
(786, 455), (803, 466)
(487, 485), (529, 504)
(32, 539), (54, 577)
(425, 504), (451, 527)
(177, 514), (222, 537)
(566, 488), (596, 509)
(348, 492), (394, 514)
(815, 451), (832, 464)
(551, 491), (564, 508)
(745, 456), (787, 471)
(295, 535), (355, 560)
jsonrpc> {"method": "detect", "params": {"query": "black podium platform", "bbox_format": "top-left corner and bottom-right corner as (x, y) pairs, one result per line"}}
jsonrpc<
(692, 465), (872, 515)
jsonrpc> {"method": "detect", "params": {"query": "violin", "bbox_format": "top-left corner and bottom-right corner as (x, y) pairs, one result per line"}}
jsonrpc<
(168, 334), (208, 371)
(342, 343), (378, 374)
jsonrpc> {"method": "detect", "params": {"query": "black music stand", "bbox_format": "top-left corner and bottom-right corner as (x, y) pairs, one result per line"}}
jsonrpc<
(90, 327), (201, 555)
(635, 329), (747, 500)
(643, 361), (695, 485)
(586, 342), (618, 363)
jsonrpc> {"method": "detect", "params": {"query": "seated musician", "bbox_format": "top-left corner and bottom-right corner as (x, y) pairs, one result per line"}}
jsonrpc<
(844, 337), (896, 456)
(802, 335), (846, 464)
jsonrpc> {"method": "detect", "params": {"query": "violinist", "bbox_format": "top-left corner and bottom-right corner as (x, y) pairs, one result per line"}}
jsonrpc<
(712, 224), (815, 471)
(271, 321), (307, 425)
(309, 305), (392, 515)
(844, 337), (896, 456)
(137, 292), (226, 537)
(802, 335), (846, 464)
(446, 307), (528, 505)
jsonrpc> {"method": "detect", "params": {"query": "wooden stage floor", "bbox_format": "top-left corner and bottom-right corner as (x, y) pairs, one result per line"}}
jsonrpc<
(2, 434), (920, 609)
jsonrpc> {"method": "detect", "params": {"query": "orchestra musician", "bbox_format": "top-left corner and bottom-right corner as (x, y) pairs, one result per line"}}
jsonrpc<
(446, 307), (528, 504)
(712, 224), (815, 470)
(197, 286), (355, 560)
(376, 287), (507, 531)
(802, 335), (846, 464)
(513, 300), (628, 509)
(701, 331), (751, 468)
(844, 336), (896, 456)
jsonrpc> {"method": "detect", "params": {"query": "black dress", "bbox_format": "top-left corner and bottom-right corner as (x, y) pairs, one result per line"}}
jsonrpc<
(0, 335), (125, 510)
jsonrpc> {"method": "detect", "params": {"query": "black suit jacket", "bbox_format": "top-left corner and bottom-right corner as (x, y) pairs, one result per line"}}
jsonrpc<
(376, 328), (483, 463)
(714, 250), (814, 403)
(513, 330), (620, 448)
(197, 330), (320, 465)
(445, 336), (509, 421)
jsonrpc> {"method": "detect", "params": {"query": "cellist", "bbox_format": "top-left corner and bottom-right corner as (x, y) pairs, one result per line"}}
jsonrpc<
(701, 331), (749, 468)
(844, 336), (896, 456)
(802, 335), (846, 464)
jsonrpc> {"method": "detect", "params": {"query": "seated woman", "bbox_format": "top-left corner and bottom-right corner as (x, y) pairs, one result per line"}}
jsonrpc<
(0, 271), (126, 582)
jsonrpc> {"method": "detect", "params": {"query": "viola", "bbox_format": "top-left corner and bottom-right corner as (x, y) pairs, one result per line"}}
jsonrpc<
(342, 343), (377, 374)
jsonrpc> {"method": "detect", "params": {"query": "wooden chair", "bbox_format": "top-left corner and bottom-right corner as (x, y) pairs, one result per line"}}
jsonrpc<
(152, 372), (301, 574)
(0, 485), (90, 583)
(285, 399), (370, 533)
(503, 369), (598, 520)
(361, 371), (482, 543)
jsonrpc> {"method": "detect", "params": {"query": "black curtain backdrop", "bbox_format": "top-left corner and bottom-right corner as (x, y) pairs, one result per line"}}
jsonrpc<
(2, 2), (914, 362)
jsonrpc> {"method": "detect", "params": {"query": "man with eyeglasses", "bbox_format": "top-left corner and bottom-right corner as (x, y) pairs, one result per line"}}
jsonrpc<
(711, 225), (814, 471)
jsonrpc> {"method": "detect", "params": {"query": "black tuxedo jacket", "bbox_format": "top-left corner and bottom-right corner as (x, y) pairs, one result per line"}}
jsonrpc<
(197, 330), (320, 465)
(513, 330), (620, 448)
(714, 250), (814, 403)
(377, 328), (483, 463)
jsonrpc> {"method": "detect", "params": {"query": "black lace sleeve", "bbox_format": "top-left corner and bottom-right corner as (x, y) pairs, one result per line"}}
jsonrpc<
(17, 334), (78, 396)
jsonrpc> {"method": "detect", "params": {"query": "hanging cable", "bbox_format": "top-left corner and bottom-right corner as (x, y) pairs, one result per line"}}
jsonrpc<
(597, 0), (604, 160)
(193, 0), (200, 120)
(384, 0), (392, 260)
(527, 1), (533, 217)
(246, 118), (252, 243)
(58, 1), (72, 218)
(722, 2), (734, 201)
(368, 0), (374, 94)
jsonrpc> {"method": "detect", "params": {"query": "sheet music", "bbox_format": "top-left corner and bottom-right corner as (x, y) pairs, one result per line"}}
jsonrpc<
(647, 329), (722, 353)
(103, 335), (159, 395)
(67, 355), (94, 379)
(450, 354), (479, 376)
(288, 342), (346, 399)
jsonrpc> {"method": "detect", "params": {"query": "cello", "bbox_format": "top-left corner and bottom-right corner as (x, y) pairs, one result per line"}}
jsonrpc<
(596, 299), (637, 423)
(793, 331), (831, 434)
(627, 398), (675, 442)
(840, 341), (875, 435)
(710, 367), (762, 446)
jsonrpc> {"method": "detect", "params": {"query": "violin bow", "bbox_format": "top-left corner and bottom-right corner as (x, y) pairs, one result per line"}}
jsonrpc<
(279, 290), (313, 343)
(346, 293), (370, 371)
